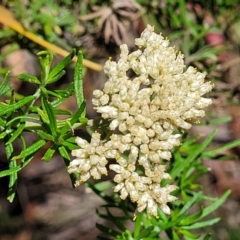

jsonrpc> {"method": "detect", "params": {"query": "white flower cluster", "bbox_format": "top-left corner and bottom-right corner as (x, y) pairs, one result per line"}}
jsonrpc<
(68, 25), (213, 217)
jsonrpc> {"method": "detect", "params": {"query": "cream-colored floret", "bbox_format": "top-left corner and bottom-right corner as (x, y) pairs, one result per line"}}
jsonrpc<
(70, 24), (213, 217)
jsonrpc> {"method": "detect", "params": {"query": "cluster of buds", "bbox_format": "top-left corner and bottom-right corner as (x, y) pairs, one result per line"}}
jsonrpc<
(68, 25), (213, 217)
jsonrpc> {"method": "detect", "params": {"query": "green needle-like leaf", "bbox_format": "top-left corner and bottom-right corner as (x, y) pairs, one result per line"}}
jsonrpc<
(171, 130), (216, 179)
(60, 101), (86, 135)
(74, 50), (84, 108)
(7, 157), (17, 202)
(0, 95), (34, 116)
(181, 218), (220, 230)
(42, 98), (58, 137)
(47, 50), (75, 84)
(135, 226), (155, 240)
(200, 190), (231, 219)
(18, 73), (41, 84)
(6, 117), (26, 144)
(0, 71), (12, 96)
(13, 139), (46, 160)
(37, 130), (55, 141)
(43, 144), (57, 162)
(58, 145), (70, 165)
(37, 51), (53, 85)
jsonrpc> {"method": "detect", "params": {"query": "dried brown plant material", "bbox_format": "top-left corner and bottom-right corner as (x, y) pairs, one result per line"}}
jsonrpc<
(80, 0), (141, 46)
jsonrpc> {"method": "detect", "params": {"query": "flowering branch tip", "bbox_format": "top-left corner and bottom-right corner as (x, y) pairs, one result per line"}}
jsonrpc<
(68, 25), (213, 217)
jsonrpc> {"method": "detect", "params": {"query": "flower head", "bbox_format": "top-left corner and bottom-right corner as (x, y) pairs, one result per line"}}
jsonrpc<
(69, 25), (213, 216)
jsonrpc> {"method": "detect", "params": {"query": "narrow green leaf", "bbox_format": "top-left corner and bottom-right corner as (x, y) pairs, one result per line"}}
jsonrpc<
(178, 229), (198, 239)
(47, 50), (75, 84)
(0, 71), (12, 96)
(181, 218), (220, 230)
(0, 154), (33, 178)
(171, 229), (181, 240)
(6, 118), (26, 144)
(0, 131), (7, 139)
(70, 101), (86, 125)
(4, 141), (17, 202)
(136, 226), (154, 240)
(60, 101), (86, 135)
(42, 98), (57, 137)
(18, 73), (41, 84)
(51, 82), (75, 107)
(178, 192), (202, 216)
(74, 51), (84, 108)
(37, 51), (53, 84)
(7, 157), (18, 202)
(58, 145), (70, 165)
(179, 210), (202, 226)
(37, 130), (54, 141)
(53, 109), (72, 115)
(171, 130), (216, 179)
(0, 117), (5, 126)
(200, 190), (231, 219)
(46, 70), (66, 85)
(42, 144), (57, 162)
(13, 139), (46, 160)
(0, 95), (34, 116)
(37, 108), (49, 124)
(203, 139), (240, 158)
(46, 89), (63, 98)
(62, 141), (78, 150)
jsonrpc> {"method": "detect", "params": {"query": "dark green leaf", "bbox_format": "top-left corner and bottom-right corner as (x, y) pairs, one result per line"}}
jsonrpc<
(0, 131), (7, 139)
(134, 213), (142, 238)
(0, 117), (5, 126)
(178, 192), (202, 216)
(135, 226), (154, 240)
(42, 98), (58, 137)
(7, 157), (18, 202)
(37, 108), (49, 124)
(42, 144), (57, 162)
(202, 139), (240, 158)
(0, 96), (34, 116)
(51, 82), (75, 107)
(74, 51), (84, 108)
(6, 117), (26, 144)
(179, 210), (202, 226)
(58, 145), (70, 165)
(178, 229), (197, 239)
(47, 50), (75, 84)
(18, 73), (41, 84)
(0, 154), (33, 178)
(53, 109), (72, 115)
(37, 51), (53, 84)
(181, 218), (220, 230)
(171, 229), (180, 240)
(0, 71), (12, 96)
(171, 130), (216, 179)
(200, 190), (231, 219)
(37, 130), (54, 141)
(46, 70), (66, 85)
(13, 139), (46, 160)
(4, 141), (17, 202)
(60, 101), (86, 135)
(62, 140), (78, 150)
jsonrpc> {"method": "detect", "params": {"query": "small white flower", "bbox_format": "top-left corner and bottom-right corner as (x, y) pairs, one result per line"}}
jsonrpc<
(70, 24), (213, 217)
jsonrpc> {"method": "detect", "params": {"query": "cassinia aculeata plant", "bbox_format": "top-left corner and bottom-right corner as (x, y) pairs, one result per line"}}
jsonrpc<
(68, 25), (213, 217)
